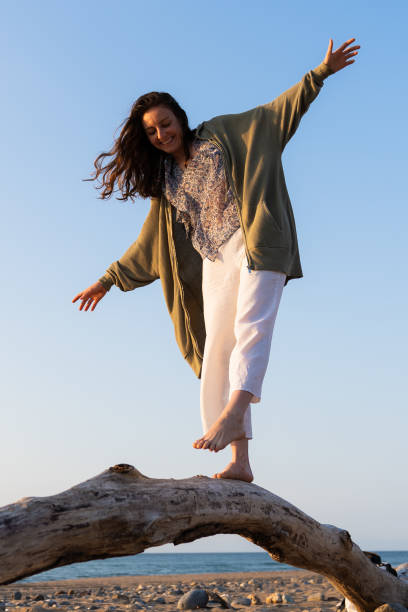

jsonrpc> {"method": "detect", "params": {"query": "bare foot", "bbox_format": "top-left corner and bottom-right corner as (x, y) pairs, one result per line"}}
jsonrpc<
(193, 410), (246, 452)
(193, 390), (251, 452)
(213, 460), (253, 483)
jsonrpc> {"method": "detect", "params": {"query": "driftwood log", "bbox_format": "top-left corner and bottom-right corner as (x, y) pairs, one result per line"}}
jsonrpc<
(0, 464), (407, 611)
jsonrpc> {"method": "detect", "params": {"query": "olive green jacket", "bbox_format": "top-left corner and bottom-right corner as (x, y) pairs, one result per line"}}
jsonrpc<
(98, 62), (333, 378)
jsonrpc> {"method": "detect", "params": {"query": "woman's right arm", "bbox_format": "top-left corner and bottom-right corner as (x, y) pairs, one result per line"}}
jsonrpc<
(72, 198), (160, 312)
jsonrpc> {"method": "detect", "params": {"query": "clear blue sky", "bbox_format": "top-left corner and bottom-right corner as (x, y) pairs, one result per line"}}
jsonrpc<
(1, 1), (407, 554)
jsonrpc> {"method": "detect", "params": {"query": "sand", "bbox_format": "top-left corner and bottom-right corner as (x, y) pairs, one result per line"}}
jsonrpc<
(0, 569), (344, 611)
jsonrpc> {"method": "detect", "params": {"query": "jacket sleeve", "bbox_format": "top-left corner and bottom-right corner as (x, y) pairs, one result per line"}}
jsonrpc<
(266, 62), (334, 151)
(98, 199), (160, 292)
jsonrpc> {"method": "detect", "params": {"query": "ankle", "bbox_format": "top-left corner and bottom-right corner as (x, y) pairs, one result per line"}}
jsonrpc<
(231, 438), (250, 464)
(225, 391), (252, 416)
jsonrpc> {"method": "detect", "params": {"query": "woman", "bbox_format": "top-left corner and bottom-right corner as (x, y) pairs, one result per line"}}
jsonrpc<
(73, 38), (359, 483)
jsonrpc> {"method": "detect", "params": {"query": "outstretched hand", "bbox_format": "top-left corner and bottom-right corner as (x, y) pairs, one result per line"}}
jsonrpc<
(72, 281), (107, 312)
(324, 38), (360, 73)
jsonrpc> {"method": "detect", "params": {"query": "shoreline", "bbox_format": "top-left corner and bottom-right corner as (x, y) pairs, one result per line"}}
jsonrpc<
(0, 569), (344, 611)
(15, 568), (306, 588)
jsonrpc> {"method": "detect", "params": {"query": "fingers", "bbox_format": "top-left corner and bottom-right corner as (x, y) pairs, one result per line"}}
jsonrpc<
(75, 293), (90, 310)
(73, 286), (106, 311)
(84, 297), (96, 311)
(328, 38), (359, 72)
(324, 38), (333, 63)
(345, 45), (360, 53)
(90, 296), (103, 311)
(343, 50), (359, 61)
(73, 293), (90, 310)
(339, 37), (356, 51)
(335, 38), (358, 55)
(327, 38), (333, 53)
(79, 297), (89, 311)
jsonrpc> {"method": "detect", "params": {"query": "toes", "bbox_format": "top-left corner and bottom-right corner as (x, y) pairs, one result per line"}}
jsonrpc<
(194, 438), (219, 451)
(216, 472), (228, 480)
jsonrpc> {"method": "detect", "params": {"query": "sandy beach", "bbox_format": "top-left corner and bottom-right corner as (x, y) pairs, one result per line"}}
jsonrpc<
(0, 569), (344, 611)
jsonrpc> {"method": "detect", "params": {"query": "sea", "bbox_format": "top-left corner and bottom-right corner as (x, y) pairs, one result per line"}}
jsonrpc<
(19, 551), (408, 583)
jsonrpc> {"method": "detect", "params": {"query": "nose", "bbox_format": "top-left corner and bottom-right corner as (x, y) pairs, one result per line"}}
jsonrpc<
(157, 127), (166, 142)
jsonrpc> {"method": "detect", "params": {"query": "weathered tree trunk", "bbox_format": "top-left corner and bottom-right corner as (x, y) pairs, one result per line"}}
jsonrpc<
(0, 464), (406, 611)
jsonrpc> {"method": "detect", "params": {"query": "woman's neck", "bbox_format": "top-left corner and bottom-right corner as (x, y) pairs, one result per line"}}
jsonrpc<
(173, 140), (195, 170)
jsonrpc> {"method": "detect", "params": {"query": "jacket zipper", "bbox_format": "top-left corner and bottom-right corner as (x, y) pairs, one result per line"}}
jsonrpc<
(194, 133), (254, 272)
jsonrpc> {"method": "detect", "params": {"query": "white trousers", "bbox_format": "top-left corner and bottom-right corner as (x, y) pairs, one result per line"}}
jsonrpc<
(200, 229), (286, 439)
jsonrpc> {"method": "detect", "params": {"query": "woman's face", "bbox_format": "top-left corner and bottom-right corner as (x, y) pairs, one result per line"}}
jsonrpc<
(142, 105), (184, 157)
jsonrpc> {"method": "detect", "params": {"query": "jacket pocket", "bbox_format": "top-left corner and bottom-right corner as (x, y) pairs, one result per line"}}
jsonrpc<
(248, 199), (288, 249)
(261, 200), (283, 233)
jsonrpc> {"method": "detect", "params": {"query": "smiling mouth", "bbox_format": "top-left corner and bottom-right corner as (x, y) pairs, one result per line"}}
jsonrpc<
(159, 137), (174, 146)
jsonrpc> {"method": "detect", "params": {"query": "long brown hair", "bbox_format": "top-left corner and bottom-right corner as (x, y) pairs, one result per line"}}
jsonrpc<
(88, 92), (195, 200)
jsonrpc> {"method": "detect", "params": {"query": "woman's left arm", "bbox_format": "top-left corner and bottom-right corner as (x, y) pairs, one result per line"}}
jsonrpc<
(269, 38), (360, 150)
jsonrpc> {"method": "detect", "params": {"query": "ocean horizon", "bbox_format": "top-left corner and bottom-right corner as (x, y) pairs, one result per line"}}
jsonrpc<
(19, 551), (408, 583)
